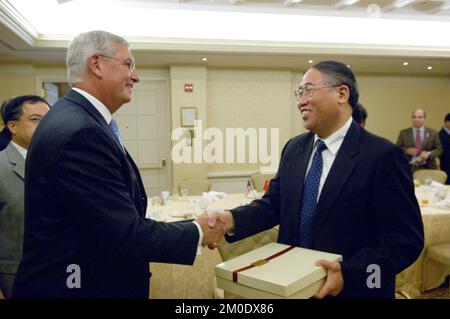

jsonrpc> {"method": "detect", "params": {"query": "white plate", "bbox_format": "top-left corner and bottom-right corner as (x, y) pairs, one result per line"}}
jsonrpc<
(148, 212), (167, 222)
(169, 211), (191, 218)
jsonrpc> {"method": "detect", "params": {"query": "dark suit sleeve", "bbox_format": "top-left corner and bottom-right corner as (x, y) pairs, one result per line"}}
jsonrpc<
(340, 145), (424, 291)
(54, 126), (199, 265)
(428, 130), (443, 160)
(396, 130), (408, 154)
(226, 139), (292, 242)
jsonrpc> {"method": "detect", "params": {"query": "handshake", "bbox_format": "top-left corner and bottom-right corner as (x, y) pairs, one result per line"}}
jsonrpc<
(194, 210), (235, 249)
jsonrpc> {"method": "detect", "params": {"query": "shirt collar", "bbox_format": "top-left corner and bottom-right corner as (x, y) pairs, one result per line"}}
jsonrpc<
(314, 116), (353, 156)
(444, 127), (450, 135)
(414, 126), (424, 133)
(11, 141), (27, 159)
(72, 88), (112, 124)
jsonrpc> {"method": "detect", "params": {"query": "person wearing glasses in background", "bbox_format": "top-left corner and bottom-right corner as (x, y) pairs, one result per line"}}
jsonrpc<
(208, 61), (424, 299)
(0, 95), (50, 298)
(11, 30), (223, 299)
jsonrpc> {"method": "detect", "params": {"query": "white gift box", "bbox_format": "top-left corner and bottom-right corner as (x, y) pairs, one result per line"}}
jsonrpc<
(215, 242), (342, 299)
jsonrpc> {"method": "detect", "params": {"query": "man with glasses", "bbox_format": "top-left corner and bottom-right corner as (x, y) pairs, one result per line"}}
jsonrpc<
(12, 30), (224, 299)
(209, 61), (424, 298)
(0, 95), (50, 298)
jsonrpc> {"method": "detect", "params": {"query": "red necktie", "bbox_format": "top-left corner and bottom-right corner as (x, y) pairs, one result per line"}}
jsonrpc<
(415, 129), (422, 155)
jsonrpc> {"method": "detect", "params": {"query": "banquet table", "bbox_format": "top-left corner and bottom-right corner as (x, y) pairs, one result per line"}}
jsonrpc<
(395, 203), (450, 298)
(148, 191), (450, 299)
(148, 193), (253, 298)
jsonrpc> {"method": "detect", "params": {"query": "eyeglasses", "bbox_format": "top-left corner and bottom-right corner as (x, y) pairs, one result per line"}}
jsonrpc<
(99, 54), (136, 72)
(294, 82), (340, 100)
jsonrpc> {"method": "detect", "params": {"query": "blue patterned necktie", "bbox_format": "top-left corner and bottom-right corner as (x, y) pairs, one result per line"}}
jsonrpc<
(299, 139), (327, 248)
(109, 118), (125, 153)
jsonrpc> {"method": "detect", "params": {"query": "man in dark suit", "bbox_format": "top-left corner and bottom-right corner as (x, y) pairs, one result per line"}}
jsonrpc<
(396, 108), (442, 172)
(12, 31), (223, 299)
(208, 61), (424, 298)
(439, 113), (450, 184)
(0, 95), (49, 298)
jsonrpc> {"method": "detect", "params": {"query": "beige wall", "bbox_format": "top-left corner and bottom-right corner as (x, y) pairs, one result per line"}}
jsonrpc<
(358, 76), (450, 143)
(170, 66), (208, 189)
(1, 62), (449, 189)
(0, 65), (36, 116)
(206, 68), (302, 174)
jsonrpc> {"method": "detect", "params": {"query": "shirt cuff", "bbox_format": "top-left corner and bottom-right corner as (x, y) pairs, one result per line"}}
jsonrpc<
(192, 221), (203, 256)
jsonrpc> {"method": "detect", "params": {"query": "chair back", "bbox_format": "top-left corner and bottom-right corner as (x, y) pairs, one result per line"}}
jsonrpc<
(218, 228), (278, 262)
(178, 179), (212, 196)
(413, 169), (448, 184)
(250, 173), (275, 192)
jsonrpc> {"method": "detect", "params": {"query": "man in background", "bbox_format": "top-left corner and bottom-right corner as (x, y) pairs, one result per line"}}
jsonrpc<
(396, 108), (442, 172)
(0, 95), (50, 298)
(12, 30), (223, 299)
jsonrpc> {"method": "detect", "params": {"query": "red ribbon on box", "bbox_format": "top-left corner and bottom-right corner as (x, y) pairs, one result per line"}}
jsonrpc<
(232, 245), (295, 283)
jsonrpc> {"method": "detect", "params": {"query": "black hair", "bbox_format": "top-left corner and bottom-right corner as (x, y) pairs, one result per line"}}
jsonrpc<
(352, 103), (368, 126)
(0, 95), (50, 151)
(445, 113), (450, 122)
(312, 60), (359, 110)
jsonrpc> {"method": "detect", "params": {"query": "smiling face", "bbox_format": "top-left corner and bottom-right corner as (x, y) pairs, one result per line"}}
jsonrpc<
(98, 43), (140, 112)
(297, 68), (344, 138)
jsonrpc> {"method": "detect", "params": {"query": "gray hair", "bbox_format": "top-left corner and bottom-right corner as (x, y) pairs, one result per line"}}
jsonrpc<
(66, 30), (129, 84)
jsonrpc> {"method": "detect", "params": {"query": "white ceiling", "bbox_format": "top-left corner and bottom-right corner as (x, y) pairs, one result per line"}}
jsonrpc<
(0, 0), (449, 76)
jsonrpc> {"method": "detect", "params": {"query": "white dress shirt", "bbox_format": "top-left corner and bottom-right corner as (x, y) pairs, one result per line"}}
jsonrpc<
(11, 141), (27, 159)
(306, 116), (353, 201)
(72, 88), (203, 254)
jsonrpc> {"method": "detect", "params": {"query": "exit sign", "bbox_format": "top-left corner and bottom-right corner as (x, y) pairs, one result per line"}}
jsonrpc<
(184, 84), (193, 93)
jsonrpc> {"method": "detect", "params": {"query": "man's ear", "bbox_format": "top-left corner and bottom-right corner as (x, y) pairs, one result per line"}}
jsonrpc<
(337, 85), (350, 105)
(7, 121), (17, 136)
(87, 53), (103, 78)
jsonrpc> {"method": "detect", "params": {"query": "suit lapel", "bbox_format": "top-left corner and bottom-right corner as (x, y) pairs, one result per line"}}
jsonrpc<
(407, 129), (414, 147)
(64, 90), (124, 154)
(64, 90), (147, 215)
(311, 122), (360, 242)
(422, 127), (431, 149)
(289, 133), (315, 230)
(5, 143), (25, 180)
(125, 150), (147, 217)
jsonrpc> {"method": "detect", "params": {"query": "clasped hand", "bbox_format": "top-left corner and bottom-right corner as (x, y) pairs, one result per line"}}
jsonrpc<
(194, 210), (235, 249)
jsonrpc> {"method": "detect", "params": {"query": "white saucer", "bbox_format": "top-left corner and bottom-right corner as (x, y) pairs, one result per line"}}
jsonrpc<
(169, 211), (191, 218)
(149, 212), (167, 222)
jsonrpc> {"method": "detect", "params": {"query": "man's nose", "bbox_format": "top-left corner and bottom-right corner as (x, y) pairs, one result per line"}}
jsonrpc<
(131, 70), (140, 83)
(297, 95), (309, 108)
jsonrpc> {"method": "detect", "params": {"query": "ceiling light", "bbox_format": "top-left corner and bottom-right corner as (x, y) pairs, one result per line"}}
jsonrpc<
(403, 62), (408, 66)
(202, 57), (207, 61)
(344, 0), (360, 5)
(284, 0), (303, 7)
(6, 0), (450, 49)
(427, 66), (433, 70)
(335, 0), (360, 9)
(394, 0), (415, 9)
(308, 60), (314, 64)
